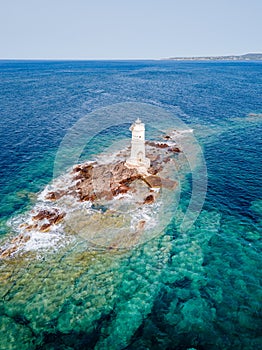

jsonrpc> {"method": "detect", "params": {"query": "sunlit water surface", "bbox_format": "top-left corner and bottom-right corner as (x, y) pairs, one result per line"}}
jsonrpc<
(0, 60), (261, 349)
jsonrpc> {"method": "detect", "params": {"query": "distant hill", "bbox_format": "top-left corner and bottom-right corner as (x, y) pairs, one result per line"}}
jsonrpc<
(167, 53), (262, 61)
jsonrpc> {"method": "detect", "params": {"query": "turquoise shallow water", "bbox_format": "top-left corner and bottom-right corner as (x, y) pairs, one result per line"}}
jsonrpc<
(0, 60), (261, 349)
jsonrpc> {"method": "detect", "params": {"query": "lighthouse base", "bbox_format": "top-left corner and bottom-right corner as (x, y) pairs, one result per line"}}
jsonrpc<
(125, 158), (150, 175)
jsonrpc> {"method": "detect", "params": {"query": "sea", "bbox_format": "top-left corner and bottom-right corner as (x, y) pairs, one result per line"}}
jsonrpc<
(0, 60), (261, 349)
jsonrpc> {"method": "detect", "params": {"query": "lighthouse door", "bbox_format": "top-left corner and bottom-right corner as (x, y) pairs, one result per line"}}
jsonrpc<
(137, 151), (143, 163)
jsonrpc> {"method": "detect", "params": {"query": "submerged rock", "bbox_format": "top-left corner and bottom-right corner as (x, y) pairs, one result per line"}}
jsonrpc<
(146, 141), (169, 148)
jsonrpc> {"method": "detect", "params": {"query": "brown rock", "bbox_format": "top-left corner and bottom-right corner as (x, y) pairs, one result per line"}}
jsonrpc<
(168, 146), (180, 153)
(79, 164), (93, 179)
(89, 193), (96, 202)
(148, 167), (158, 175)
(112, 184), (130, 196)
(73, 163), (93, 172)
(143, 175), (163, 188)
(136, 220), (146, 230)
(143, 175), (177, 190)
(32, 208), (66, 230)
(11, 233), (30, 244)
(143, 194), (155, 205)
(89, 193), (97, 201)
(45, 190), (65, 201)
(32, 209), (58, 221)
(79, 192), (97, 201)
(52, 212), (66, 225)
(73, 165), (82, 172)
(0, 246), (17, 259)
(73, 174), (85, 181)
(148, 161), (163, 175)
(23, 235), (31, 243)
(73, 161), (143, 202)
(146, 141), (169, 148)
(119, 174), (142, 186)
(39, 223), (52, 232)
(25, 224), (37, 231)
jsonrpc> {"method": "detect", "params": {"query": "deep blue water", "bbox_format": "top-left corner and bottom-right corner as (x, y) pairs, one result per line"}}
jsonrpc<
(0, 60), (261, 349)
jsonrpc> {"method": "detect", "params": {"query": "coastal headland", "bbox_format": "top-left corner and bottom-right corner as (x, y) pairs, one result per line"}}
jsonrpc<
(166, 53), (262, 61)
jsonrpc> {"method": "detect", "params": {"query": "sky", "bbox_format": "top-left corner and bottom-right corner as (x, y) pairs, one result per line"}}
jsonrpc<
(0, 0), (261, 59)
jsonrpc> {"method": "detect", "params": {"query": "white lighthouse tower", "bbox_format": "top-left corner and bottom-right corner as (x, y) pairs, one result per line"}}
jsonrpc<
(125, 118), (150, 169)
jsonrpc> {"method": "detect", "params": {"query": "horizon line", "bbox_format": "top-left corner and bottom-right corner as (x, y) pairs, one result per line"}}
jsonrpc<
(0, 52), (261, 61)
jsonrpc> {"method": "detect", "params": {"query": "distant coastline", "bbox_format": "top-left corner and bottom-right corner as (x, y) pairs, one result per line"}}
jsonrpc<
(166, 53), (262, 61)
(1, 53), (262, 61)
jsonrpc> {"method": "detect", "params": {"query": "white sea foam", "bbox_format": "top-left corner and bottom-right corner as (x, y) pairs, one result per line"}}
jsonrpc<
(22, 229), (67, 252)
(113, 193), (134, 201)
(171, 129), (194, 138)
(130, 200), (161, 232)
(38, 171), (75, 202)
(95, 145), (129, 165)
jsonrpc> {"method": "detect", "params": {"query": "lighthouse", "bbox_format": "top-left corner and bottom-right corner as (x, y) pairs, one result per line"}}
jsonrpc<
(125, 118), (150, 169)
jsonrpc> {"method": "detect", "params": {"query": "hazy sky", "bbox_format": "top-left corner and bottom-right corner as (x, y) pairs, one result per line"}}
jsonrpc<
(0, 0), (261, 59)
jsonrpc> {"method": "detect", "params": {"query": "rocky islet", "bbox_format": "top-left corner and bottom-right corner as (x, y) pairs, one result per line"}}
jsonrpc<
(0, 134), (181, 258)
